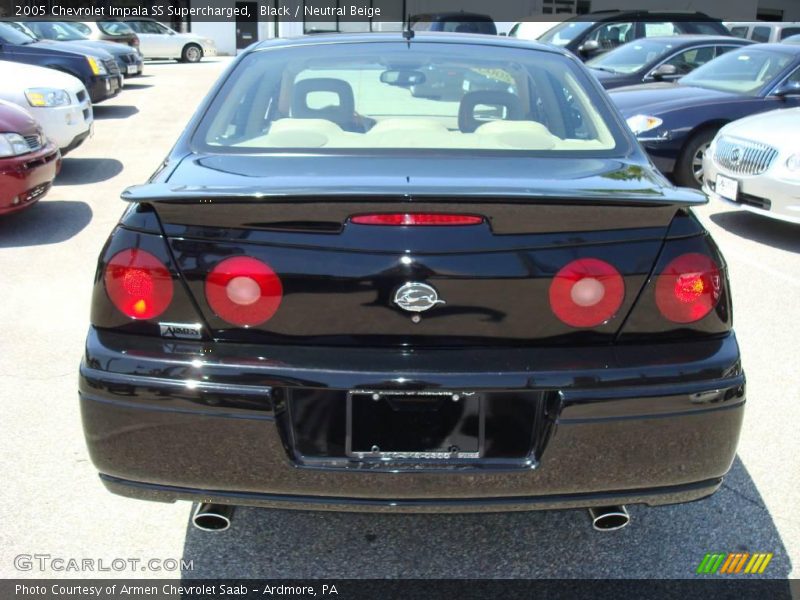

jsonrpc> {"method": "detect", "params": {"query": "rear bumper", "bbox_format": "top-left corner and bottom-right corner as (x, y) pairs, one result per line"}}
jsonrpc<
(80, 328), (745, 512)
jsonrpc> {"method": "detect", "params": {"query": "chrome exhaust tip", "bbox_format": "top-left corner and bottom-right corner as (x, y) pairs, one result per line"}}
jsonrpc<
(192, 503), (234, 532)
(588, 505), (630, 531)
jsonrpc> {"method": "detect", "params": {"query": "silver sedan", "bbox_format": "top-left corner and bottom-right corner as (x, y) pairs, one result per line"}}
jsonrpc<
(702, 107), (800, 224)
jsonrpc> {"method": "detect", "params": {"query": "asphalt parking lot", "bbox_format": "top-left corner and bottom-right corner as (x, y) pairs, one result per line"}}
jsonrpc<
(0, 57), (798, 581)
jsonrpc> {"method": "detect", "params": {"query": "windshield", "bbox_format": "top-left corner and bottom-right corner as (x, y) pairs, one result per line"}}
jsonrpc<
(97, 21), (135, 36)
(0, 22), (36, 44)
(680, 47), (793, 95)
(195, 42), (621, 154)
(22, 21), (88, 42)
(539, 21), (594, 46)
(587, 39), (676, 74)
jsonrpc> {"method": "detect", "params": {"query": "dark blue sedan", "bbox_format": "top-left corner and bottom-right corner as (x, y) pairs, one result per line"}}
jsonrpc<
(610, 43), (800, 187)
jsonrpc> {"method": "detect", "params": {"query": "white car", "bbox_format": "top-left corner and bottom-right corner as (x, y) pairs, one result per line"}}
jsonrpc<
(703, 107), (800, 224)
(0, 60), (93, 154)
(122, 19), (216, 62)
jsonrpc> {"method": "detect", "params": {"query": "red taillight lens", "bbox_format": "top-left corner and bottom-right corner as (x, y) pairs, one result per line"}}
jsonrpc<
(205, 256), (283, 327)
(351, 213), (484, 226)
(549, 258), (625, 328)
(655, 253), (721, 323)
(104, 249), (174, 320)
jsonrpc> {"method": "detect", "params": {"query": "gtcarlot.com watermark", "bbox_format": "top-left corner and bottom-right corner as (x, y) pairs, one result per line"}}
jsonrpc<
(14, 554), (193, 573)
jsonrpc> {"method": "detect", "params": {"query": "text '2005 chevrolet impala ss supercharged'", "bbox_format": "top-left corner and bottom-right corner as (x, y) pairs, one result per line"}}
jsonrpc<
(79, 33), (744, 532)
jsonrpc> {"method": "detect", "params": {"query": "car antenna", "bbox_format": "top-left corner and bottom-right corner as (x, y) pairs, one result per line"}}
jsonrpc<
(403, 14), (415, 41)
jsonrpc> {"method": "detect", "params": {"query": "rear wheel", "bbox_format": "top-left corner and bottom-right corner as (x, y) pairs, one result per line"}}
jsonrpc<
(181, 44), (203, 63)
(674, 128), (717, 189)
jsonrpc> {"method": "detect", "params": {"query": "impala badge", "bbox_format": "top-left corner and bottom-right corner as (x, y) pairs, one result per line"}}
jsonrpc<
(393, 282), (445, 313)
(159, 322), (203, 340)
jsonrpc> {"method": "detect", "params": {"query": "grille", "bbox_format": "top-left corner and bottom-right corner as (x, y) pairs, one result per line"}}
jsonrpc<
(121, 53), (138, 64)
(24, 134), (42, 152)
(104, 58), (121, 76)
(714, 136), (778, 176)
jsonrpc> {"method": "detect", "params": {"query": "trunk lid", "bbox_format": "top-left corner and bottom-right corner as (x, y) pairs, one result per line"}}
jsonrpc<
(127, 155), (705, 347)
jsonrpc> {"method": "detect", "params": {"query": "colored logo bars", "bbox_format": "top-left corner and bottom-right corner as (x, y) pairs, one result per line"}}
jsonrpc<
(697, 552), (773, 574)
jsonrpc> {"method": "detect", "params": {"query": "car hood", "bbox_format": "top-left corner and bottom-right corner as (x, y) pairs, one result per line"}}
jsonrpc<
(609, 82), (741, 116)
(0, 99), (39, 135)
(59, 40), (131, 57)
(0, 59), (83, 89)
(32, 39), (113, 60)
(588, 68), (634, 85)
(717, 106), (800, 146)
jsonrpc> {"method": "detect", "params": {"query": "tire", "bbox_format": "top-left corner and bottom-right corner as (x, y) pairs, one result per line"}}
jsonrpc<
(674, 128), (718, 189)
(181, 44), (203, 63)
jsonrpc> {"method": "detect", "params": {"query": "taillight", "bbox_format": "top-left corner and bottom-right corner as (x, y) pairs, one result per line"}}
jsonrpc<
(351, 213), (483, 226)
(205, 256), (283, 327)
(549, 258), (625, 328)
(104, 248), (174, 319)
(655, 253), (721, 323)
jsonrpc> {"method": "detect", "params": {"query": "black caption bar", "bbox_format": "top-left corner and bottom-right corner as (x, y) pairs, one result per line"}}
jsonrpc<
(0, 0), (772, 22)
(2, 579), (797, 600)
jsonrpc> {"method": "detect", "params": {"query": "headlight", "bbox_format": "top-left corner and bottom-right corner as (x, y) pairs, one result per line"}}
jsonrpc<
(87, 56), (107, 75)
(0, 133), (31, 158)
(626, 114), (663, 136)
(786, 154), (800, 172)
(25, 88), (71, 107)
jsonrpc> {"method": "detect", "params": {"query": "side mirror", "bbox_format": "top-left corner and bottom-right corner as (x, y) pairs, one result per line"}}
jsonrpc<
(650, 63), (679, 81)
(578, 39), (600, 56)
(773, 82), (800, 98)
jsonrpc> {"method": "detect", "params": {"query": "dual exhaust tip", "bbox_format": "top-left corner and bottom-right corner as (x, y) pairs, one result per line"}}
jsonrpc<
(190, 502), (629, 532)
(588, 505), (630, 531)
(192, 503), (234, 532)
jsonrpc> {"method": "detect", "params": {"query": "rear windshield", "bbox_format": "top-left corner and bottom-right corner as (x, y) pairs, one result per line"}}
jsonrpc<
(97, 21), (135, 36)
(194, 42), (622, 154)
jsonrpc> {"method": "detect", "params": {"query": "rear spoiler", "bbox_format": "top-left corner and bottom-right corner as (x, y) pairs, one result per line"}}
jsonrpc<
(121, 183), (707, 208)
(121, 184), (706, 235)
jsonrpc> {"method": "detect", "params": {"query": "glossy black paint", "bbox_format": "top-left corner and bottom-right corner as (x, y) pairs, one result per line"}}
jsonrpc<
(609, 43), (800, 177)
(81, 33), (744, 512)
(589, 36), (753, 89)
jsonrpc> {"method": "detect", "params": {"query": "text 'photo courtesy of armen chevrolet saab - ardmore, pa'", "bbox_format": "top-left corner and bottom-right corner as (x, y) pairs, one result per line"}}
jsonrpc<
(0, 0), (799, 598)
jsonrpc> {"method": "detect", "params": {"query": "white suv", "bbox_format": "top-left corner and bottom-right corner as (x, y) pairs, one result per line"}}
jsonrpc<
(122, 19), (216, 63)
(725, 22), (800, 43)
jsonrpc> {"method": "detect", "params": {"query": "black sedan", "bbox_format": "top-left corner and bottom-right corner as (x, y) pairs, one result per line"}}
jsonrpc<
(588, 35), (753, 89)
(80, 33), (744, 531)
(611, 43), (800, 187)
